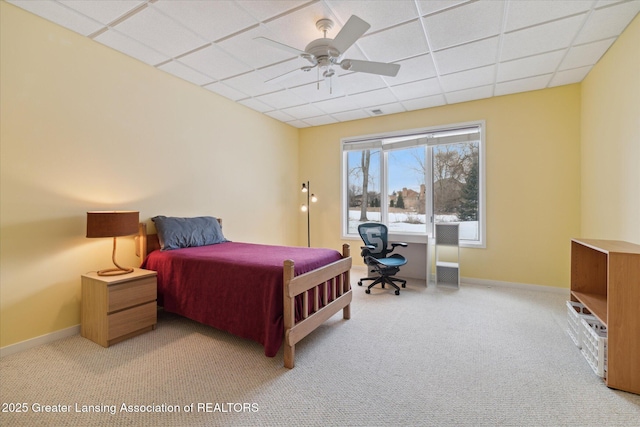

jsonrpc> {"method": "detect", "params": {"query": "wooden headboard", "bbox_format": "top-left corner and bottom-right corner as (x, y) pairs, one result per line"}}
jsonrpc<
(135, 218), (222, 265)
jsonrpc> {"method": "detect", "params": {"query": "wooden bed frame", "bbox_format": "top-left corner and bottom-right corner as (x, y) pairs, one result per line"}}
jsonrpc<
(135, 221), (352, 368)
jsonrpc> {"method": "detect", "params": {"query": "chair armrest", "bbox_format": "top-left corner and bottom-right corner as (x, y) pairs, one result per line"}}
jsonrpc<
(361, 245), (376, 250)
(388, 242), (408, 253)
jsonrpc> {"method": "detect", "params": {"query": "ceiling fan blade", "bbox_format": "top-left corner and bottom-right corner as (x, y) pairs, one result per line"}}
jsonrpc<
(331, 15), (370, 53)
(265, 65), (317, 84)
(341, 59), (400, 77)
(254, 36), (306, 56)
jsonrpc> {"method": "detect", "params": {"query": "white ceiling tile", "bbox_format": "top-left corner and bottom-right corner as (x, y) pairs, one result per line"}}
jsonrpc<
(217, 26), (297, 69)
(236, 0), (309, 22)
(445, 85), (494, 104)
(113, 5), (207, 57)
(154, 0), (258, 42)
(559, 38), (616, 70)
(313, 95), (364, 114)
(494, 74), (552, 97)
(282, 103), (326, 120)
(356, 20), (428, 63)
(264, 109), (296, 122)
(390, 78), (442, 100)
(220, 71), (277, 98)
(257, 90), (306, 110)
(158, 60), (213, 86)
(505, 0), (593, 32)
(574, 0), (640, 44)
(385, 54), (437, 85)
(401, 94), (447, 111)
(285, 119), (311, 128)
(424, 0), (504, 50)
(58, 0), (145, 25)
(289, 80), (347, 103)
(549, 66), (592, 87)
(417, 1), (470, 16)
(8, 0), (103, 36)
(203, 81), (247, 101)
(8, 0), (638, 127)
(258, 59), (319, 89)
(347, 88), (399, 109)
(440, 65), (495, 92)
(433, 36), (499, 75)
(331, 109), (371, 122)
(179, 44), (253, 80)
(303, 115), (340, 126)
(338, 72), (387, 95)
(326, 0), (419, 33)
(497, 50), (566, 82)
(237, 97), (273, 113)
(94, 29), (169, 65)
(261, 2), (339, 50)
(501, 14), (586, 61)
(365, 102), (406, 116)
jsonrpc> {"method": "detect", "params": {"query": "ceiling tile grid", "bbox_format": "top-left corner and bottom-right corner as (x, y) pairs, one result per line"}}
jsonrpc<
(7, 0), (640, 128)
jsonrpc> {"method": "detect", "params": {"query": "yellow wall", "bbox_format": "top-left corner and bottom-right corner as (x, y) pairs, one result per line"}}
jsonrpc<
(0, 3), (299, 348)
(299, 86), (582, 288)
(580, 15), (640, 244)
(2, 3), (638, 350)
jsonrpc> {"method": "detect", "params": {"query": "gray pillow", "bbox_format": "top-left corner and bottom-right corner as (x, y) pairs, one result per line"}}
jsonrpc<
(152, 216), (227, 250)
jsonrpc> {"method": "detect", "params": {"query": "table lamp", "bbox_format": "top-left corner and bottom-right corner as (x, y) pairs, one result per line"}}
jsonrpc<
(86, 211), (139, 276)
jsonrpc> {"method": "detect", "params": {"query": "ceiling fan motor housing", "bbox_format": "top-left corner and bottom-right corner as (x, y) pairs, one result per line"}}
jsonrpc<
(304, 38), (340, 66)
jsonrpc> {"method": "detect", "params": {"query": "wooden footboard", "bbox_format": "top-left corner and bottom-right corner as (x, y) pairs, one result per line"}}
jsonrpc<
(283, 244), (352, 368)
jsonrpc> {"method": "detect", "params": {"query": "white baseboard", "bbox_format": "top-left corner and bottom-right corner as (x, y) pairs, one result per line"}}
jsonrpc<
(352, 265), (569, 294)
(461, 276), (570, 294)
(0, 324), (80, 358)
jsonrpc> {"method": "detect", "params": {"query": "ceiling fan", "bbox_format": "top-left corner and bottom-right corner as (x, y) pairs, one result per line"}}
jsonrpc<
(255, 15), (400, 92)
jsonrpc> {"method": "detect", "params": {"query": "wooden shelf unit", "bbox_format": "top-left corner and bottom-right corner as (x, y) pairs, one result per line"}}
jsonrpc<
(570, 238), (640, 394)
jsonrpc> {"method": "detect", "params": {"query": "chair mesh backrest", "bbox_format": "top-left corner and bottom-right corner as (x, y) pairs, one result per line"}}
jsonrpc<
(358, 223), (389, 259)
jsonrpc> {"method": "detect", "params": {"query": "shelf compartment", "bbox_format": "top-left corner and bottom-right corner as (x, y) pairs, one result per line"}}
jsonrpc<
(571, 291), (607, 326)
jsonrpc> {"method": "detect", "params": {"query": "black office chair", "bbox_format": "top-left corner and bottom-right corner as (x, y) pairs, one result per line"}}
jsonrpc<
(357, 222), (408, 295)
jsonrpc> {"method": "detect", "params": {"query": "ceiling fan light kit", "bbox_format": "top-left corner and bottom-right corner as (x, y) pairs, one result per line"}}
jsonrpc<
(256, 15), (400, 92)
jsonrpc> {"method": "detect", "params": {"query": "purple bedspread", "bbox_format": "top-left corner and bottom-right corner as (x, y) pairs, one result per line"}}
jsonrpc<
(141, 242), (342, 357)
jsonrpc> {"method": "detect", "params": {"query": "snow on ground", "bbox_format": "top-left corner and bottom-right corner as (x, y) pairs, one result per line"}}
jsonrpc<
(348, 210), (478, 240)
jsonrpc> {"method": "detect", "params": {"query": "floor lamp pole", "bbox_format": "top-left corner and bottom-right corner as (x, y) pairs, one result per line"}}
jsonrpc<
(306, 181), (311, 247)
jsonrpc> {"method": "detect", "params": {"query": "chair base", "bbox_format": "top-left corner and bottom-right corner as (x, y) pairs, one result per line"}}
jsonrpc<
(358, 275), (406, 295)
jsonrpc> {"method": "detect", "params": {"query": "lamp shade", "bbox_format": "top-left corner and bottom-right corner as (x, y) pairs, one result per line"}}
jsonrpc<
(86, 211), (139, 238)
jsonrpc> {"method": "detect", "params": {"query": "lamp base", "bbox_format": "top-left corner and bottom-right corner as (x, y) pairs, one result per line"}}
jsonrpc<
(97, 267), (134, 276)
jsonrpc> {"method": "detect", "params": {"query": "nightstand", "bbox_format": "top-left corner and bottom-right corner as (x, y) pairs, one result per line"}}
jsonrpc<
(81, 268), (157, 347)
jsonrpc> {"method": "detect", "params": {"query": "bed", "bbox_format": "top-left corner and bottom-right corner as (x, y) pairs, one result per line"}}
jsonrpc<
(135, 216), (352, 368)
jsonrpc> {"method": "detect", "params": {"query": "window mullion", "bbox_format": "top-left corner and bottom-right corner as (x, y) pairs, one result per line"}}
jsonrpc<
(425, 146), (434, 236)
(380, 151), (388, 226)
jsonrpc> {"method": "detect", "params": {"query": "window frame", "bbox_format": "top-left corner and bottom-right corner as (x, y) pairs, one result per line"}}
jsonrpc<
(340, 120), (486, 248)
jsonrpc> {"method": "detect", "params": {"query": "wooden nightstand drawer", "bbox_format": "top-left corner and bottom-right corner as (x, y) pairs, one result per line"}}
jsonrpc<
(81, 268), (158, 347)
(108, 277), (156, 313)
(108, 301), (156, 341)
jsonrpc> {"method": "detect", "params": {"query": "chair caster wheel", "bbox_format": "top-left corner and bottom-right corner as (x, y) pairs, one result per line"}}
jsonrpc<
(365, 289), (371, 294)
(401, 283), (406, 288)
(358, 281), (363, 286)
(395, 290), (400, 295)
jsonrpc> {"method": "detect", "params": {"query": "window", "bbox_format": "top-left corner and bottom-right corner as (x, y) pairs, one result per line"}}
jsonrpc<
(341, 121), (485, 247)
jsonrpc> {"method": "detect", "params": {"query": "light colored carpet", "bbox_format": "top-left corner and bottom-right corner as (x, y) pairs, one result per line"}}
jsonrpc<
(1, 270), (639, 426)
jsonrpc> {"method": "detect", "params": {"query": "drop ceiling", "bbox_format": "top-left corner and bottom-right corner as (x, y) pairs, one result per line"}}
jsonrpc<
(8, 0), (640, 128)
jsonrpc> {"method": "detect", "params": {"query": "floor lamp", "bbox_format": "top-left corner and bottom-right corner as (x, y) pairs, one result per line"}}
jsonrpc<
(301, 181), (317, 247)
